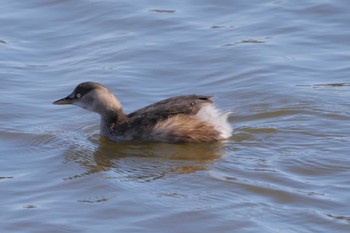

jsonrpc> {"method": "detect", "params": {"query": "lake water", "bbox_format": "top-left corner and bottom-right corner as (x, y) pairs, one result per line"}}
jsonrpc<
(1, 0), (350, 232)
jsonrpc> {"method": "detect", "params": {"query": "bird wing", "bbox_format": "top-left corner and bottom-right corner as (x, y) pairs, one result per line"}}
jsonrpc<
(126, 95), (213, 126)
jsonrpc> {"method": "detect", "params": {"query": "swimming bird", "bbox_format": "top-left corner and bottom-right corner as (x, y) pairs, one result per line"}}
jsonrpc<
(53, 82), (232, 143)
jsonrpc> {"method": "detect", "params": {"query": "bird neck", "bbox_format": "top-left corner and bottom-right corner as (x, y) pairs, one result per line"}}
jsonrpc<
(93, 91), (127, 135)
(102, 109), (127, 124)
(100, 108), (128, 139)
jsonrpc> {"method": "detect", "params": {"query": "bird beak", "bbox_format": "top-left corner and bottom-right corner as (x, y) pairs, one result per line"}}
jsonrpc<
(53, 96), (74, 105)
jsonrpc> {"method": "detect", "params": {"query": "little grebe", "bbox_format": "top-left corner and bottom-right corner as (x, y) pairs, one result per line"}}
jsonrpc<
(53, 82), (232, 142)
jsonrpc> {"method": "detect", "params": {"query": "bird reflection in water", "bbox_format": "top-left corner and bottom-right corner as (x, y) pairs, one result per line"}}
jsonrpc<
(63, 135), (228, 181)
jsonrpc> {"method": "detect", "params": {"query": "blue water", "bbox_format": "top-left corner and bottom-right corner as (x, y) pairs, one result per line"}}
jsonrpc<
(1, 0), (350, 232)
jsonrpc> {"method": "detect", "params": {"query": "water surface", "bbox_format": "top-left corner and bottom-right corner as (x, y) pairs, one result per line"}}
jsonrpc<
(1, 0), (350, 232)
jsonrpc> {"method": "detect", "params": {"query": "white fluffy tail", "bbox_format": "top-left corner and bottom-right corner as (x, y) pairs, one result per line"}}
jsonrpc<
(196, 104), (232, 139)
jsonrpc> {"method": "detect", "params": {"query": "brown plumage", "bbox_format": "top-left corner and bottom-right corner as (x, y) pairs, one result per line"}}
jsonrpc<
(53, 82), (232, 143)
(152, 115), (221, 142)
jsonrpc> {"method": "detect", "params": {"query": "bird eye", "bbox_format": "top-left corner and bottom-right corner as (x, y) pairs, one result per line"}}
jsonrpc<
(76, 93), (82, 98)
